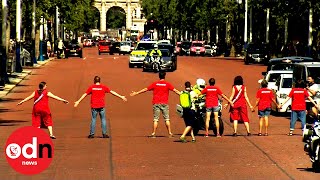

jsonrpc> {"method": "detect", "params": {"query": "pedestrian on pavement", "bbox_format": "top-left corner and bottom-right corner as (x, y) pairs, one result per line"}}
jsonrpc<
(74, 76), (127, 138)
(224, 76), (254, 137)
(253, 79), (279, 136)
(130, 71), (181, 138)
(17, 81), (69, 139)
(57, 39), (64, 58)
(179, 81), (198, 143)
(279, 79), (319, 136)
(201, 78), (234, 137)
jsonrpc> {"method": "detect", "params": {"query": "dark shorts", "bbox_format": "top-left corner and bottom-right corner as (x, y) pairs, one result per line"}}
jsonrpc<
(206, 106), (220, 113)
(258, 108), (271, 117)
(182, 108), (196, 127)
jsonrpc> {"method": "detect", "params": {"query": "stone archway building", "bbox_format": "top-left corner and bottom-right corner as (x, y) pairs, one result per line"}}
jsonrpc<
(93, 0), (146, 33)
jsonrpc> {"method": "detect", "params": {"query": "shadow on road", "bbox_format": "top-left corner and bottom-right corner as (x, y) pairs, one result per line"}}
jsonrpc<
(0, 98), (22, 103)
(297, 167), (319, 173)
(0, 119), (28, 126)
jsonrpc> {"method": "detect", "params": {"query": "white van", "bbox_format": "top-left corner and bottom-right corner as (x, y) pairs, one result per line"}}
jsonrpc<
(259, 70), (293, 90)
(271, 73), (293, 113)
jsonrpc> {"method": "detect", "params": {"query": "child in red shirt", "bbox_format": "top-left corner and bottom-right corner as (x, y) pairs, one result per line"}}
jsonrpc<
(280, 79), (319, 136)
(201, 78), (233, 137)
(254, 80), (278, 136)
(17, 82), (69, 139)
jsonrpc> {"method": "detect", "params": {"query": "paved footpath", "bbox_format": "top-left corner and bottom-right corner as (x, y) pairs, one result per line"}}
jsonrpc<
(0, 48), (319, 180)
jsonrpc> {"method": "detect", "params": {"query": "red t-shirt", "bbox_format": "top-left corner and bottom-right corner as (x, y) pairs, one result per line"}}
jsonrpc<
(201, 86), (223, 107)
(147, 80), (174, 104)
(86, 84), (111, 108)
(256, 88), (274, 110)
(288, 88), (309, 110)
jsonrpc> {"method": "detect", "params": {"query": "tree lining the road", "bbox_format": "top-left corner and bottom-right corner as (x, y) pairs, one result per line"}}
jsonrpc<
(142, 0), (320, 48)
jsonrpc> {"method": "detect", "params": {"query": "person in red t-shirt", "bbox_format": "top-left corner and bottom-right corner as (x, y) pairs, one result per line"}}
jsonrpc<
(280, 79), (319, 136)
(74, 76), (127, 139)
(17, 82), (69, 139)
(130, 72), (181, 138)
(254, 80), (279, 136)
(201, 78), (233, 137)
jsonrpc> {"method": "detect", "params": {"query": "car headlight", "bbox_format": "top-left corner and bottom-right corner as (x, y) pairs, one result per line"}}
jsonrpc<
(248, 54), (252, 57)
(265, 55), (268, 58)
(279, 94), (288, 99)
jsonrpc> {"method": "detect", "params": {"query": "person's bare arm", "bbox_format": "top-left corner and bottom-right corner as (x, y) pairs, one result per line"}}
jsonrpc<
(244, 87), (253, 107)
(47, 92), (69, 103)
(221, 94), (234, 106)
(130, 88), (148, 96)
(17, 92), (35, 105)
(74, 93), (87, 107)
(279, 96), (291, 108)
(306, 87), (316, 96)
(224, 88), (235, 108)
(254, 98), (260, 109)
(110, 90), (127, 101)
(173, 88), (181, 95)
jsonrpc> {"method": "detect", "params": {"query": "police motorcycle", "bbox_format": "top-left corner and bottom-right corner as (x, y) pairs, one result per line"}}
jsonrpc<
(180, 79), (224, 136)
(303, 92), (320, 172)
(150, 52), (163, 73)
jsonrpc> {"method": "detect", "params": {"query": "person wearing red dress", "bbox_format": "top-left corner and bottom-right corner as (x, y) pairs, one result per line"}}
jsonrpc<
(17, 82), (69, 139)
(224, 76), (254, 136)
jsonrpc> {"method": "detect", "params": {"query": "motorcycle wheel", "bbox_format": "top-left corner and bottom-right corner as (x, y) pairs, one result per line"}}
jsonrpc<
(313, 145), (320, 172)
(212, 117), (224, 136)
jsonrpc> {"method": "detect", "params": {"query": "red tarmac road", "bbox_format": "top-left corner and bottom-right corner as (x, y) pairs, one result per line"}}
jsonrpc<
(0, 47), (318, 180)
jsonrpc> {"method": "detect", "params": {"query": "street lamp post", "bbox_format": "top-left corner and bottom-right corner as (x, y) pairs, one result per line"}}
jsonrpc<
(38, 16), (44, 61)
(15, 0), (22, 72)
(31, 0), (36, 64)
(244, 0), (248, 47)
(0, 0), (9, 86)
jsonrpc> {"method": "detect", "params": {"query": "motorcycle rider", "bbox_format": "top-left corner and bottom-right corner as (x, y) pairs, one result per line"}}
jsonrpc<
(192, 78), (206, 96)
(149, 44), (162, 57)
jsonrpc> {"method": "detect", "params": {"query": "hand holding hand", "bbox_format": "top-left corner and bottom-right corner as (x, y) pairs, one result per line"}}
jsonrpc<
(121, 96), (127, 102)
(130, 91), (137, 96)
(17, 101), (23, 106)
(278, 104), (282, 109)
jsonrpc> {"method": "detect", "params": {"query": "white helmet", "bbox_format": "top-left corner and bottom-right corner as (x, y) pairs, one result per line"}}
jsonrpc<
(154, 44), (158, 48)
(196, 78), (206, 89)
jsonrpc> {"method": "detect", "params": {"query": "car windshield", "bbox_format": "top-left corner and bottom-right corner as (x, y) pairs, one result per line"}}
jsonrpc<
(181, 42), (191, 48)
(307, 67), (320, 84)
(158, 45), (170, 49)
(120, 42), (131, 46)
(282, 78), (293, 88)
(192, 43), (203, 47)
(270, 64), (294, 71)
(160, 50), (170, 57)
(268, 73), (282, 82)
(99, 42), (111, 46)
(205, 46), (211, 49)
(136, 43), (155, 50)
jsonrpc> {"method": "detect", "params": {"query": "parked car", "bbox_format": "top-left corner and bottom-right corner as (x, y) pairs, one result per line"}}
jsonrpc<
(143, 49), (177, 72)
(83, 39), (93, 47)
(110, 42), (121, 55)
(65, 41), (83, 58)
(180, 41), (191, 56)
(175, 42), (182, 54)
(204, 45), (214, 56)
(271, 73), (293, 113)
(98, 41), (111, 55)
(190, 41), (205, 56)
(244, 43), (270, 65)
(119, 41), (132, 55)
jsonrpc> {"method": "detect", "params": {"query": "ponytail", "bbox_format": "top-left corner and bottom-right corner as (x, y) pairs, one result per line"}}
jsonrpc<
(37, 81), (46, 94)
